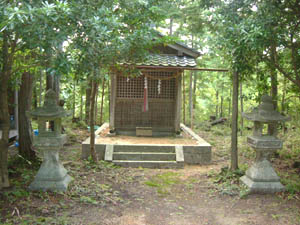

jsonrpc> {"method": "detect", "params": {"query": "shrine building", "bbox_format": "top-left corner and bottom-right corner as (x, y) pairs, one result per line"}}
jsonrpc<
(109, 40), (200, 136)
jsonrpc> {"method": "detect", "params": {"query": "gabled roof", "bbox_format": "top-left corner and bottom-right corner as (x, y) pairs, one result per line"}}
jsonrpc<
(136, 54), (196, 67)
(119, 33), (200, 69)
(166, 42), (200, 59)
(121, 54), (197, 68)
(157, 33), (200, 59)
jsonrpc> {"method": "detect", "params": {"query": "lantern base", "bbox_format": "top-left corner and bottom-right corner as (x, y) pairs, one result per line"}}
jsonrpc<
(240, 159), (285, 193)
(29, 148), (72, 192)
(29, 174), (72, 192)
(241, 176), (285, 193)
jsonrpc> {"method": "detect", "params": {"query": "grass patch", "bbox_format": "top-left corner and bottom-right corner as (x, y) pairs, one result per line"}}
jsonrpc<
(280, 172), (300, 196)
(210, 125), (231, 136)
(208, 166), (249, 198)
(145, 172), (181, 195)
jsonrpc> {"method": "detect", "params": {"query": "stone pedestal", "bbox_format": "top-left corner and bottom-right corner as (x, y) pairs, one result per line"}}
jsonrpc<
(240, 159), (284, 193)
(240, 143), (285, 193)
(29, 148), (72, 191)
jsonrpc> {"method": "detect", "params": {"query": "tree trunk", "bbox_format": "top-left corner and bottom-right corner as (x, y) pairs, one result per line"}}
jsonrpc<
(46, 73), (60, 130)
(281, 77), (286, 114)
(169, 18), (173, 35)
(220, 96), (224, 117)
(182, 72), (186, 125)
(270, 42), (278, 110)
(99, 78), (106, 125)
(0, 84), (10, 189)
(108, 78), (111, 126)
(85, 79), (92, 123)
(46, 73), (60, 103)
(216, 90), (219, 118)
(0, 32), (14, 189)
(189, 72), (193, 128)
(228, 88), (232, 118)
(53, 75), (60, 102)
(239, 82), (244, 136)
(39, 74), (43, 107)
(46, 73), (53, 90)
(89, 79), (98, 162)
(94, 88), (99, 124)
(33, 84), (38, 109)
(230, 70), (239, 171)
(18, 72), (36, 161)
(72, 79), (76, 119)
(80, 90), (83, 121)
(270, 71), (278, 110)
(281, 77), (287, 134)
(220, 82), (224, 117)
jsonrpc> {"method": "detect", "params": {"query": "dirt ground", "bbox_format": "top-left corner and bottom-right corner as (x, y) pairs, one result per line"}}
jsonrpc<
(1, 128), (300, 225)
(96, 127), (199, 145)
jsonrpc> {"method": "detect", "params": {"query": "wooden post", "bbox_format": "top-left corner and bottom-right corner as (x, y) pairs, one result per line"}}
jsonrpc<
(182, 71), (186, 124)
(109, 73), (117, 131)
(174, 71), (182, 133)
(231, 70), (239, 170)
(189, 71), (193, 128)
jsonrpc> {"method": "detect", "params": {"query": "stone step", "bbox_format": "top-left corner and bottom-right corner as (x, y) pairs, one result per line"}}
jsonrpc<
(113, 144), (175, 153)
(112, 160), (184, 169)
(113, 152), (176, 161)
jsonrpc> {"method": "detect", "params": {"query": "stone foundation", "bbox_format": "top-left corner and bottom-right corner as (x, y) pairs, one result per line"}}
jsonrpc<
(82, 123), (211, 166)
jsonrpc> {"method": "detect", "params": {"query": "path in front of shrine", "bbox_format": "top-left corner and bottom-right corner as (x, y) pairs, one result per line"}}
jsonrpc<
(49, 142), (300, 225)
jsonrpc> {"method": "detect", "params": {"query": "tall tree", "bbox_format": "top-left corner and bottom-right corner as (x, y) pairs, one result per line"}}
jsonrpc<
(239, 82), (244, 135)
(72, 79), (76, 119)
(85, 79), (92, 123)
(0, 31), (15, 189)
(89, 78), (99, 162)
(99, 78), (106, 125)
(231, 70), (239, 170)
(18, 72), (36, 161)
(198, 0), (257, 170)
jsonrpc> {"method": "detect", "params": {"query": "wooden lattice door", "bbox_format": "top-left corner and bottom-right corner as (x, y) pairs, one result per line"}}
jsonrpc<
(115, 70), (178, 132)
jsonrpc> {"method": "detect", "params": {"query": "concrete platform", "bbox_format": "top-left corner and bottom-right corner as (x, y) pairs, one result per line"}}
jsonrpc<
(81, 123), (211, 167)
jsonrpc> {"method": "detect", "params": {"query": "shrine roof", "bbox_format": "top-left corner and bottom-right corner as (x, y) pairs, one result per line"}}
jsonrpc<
(121, 54), (197, 68)
(156, 32), (200, 58)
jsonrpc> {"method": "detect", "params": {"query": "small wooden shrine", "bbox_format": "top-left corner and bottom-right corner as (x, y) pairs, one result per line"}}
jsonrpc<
(109, 41), (200, 136)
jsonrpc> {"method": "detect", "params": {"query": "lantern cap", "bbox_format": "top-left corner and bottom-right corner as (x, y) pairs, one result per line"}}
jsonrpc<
(242, 95), (289, 122)
(28, 89), (69, 118)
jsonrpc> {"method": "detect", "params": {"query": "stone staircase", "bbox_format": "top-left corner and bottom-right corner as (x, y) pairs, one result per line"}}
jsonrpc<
(104, 144), (184, 169)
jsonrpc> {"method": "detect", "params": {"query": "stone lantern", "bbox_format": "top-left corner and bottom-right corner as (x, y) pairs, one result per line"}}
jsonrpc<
(241, 95), (289, 193)
(28, 89), (72, 191)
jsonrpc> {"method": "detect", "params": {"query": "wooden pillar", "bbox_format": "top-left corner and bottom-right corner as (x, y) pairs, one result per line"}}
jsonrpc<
(174, 70), (182, 133)
(109, 73), (117, 131)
